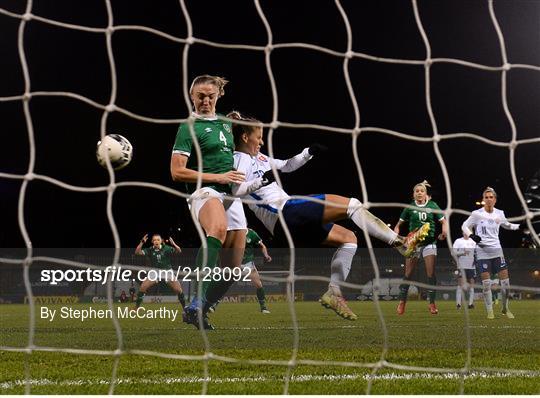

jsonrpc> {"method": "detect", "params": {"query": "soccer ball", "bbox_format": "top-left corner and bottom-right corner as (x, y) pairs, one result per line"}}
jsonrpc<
(96, 134), (133, 170)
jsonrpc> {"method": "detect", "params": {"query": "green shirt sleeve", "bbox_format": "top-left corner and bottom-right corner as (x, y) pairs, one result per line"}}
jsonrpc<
(142, 248), (149, 256)
(252, 231), (262, 247)
(172, 123), (193, 156)
(431, 201), (444, 221)
(399, 207), (410, 222)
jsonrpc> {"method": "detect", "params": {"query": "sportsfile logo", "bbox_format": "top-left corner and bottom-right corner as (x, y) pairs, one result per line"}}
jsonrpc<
(40, 265), (251, 285)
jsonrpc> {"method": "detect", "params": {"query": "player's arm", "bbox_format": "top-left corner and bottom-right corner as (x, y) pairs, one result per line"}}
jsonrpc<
(167, 237), (182, 253)
(231, 152), (270, 196)
(170, 153), (244, 185)
(438, 217), (448, 240)
(500, 211), (520, 231)
(393, 219), (405, 234)
(269, 144), (326, 173)
(135, 234), (148, 255)
(461, 214), (477, 239)
(259, 241), (272, 263)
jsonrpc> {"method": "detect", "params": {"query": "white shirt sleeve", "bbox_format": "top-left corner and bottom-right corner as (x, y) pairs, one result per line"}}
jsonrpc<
(461, 213), (476, 237)
(269, 148), (312, 173)
(232, 152), (264, 197)
(499, 210), (520, 231)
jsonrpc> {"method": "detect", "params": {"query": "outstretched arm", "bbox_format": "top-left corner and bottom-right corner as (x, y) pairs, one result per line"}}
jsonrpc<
(500, 220), (520, 231)
(135, 234), (148, 255)
(167, 237), (182, 253)
(270, 148), (312, 173)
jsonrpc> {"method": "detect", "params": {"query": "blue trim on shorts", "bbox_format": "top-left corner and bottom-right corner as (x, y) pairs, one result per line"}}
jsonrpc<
(250, 192), (278, 213)
(285, 194), (326, 206)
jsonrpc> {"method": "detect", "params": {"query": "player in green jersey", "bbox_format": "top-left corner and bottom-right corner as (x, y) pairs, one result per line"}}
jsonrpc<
(134, 234), (185, 309)
(394, 180), (448, 315)
(171, 75), (247, 329)
(241, 228), (273, 313)
(209, 228), (273, 314)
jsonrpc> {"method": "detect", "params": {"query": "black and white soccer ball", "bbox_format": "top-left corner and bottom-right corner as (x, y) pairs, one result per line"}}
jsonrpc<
(96, 134), (133, 170)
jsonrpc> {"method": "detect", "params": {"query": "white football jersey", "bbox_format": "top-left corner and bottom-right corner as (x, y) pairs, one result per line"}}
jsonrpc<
(461, 207), (519, 260)
(452, 237), (476, 269)
(233, 149), (311, 233)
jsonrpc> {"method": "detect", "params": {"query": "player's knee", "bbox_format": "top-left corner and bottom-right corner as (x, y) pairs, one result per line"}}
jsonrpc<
(346, 197), (362, 217)
(342, 229), (357, 245)
(208, 224), (227, 242)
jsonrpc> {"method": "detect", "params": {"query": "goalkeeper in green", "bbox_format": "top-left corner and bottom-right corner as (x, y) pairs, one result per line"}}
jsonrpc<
(134, 234), (185, 308)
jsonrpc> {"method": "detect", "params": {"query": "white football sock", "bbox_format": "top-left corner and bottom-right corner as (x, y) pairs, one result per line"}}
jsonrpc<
(482, 279), (493, 312)
(468, 287), (475, 306)
(329, 243), (357, 296)
(500, 278), (510, 310)
(347, 198), (397, 245)
(456, 285), (462, 306)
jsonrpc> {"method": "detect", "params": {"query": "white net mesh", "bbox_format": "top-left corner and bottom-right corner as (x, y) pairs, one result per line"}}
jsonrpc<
(1, 0), (539, 394)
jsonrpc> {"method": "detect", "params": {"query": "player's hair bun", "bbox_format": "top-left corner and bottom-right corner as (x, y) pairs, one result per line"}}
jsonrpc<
(227, 111), (244, 121)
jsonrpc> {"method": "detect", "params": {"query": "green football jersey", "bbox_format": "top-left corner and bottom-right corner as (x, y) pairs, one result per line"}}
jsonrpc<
(142, 245), (175, 269)
(399, 200), (444, 245)
(243, 229), (262, 264)
(172, 115), (234, 194)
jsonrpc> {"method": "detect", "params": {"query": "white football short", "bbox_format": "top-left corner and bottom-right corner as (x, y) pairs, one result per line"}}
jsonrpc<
(414, 242), (437, 258)
(188, 187), (247, 231)
(241, 261), (256, 270)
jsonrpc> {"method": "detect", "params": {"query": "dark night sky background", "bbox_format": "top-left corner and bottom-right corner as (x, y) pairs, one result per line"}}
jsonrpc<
(0, 0), (539, 249)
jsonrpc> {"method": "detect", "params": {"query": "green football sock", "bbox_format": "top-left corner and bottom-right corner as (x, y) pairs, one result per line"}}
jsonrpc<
(178, 292), (186, 308)
(205, 279), (235, 308)
(256, 287), (266, 306)
(194, 236), (222, 297)
(398, 277), (410, 301)
(135, 291), (145, 308)
(427, 276), (437, 304)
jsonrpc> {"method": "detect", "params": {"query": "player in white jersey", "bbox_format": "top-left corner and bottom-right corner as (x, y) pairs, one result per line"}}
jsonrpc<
(453, 233), (477, 309)
(461, 187), (520, 319)
(227, 111), (430, 321)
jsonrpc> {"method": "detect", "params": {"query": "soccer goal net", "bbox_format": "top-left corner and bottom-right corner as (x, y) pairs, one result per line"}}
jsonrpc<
(1, 0), (539, 395)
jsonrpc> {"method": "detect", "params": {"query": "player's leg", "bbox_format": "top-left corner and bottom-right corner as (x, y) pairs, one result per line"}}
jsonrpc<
(467, 269), (476, 308)
(136, 279), (157, 308)
(203, 224), (246, 314)
(247, 266), (270, 313)
(397, 256), (418, 315)
(323, 195), (397, 244)
(183, 190), (227, 329)
(424, 248), (438, 314)
(322, 194), (428, 257)
(167, 280), (186, 309)
(498, 266), (514, 318)
(479, 264), (494, 319)
(319, 224), (358, 320)
(197, 199), (247, 326)
(491, 273), (500, 305)
(455, 271), (463, 309)
(195, 195), (228, 297)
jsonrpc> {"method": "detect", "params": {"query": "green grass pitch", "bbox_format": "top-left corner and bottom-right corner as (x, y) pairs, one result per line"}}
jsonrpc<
(1, 300), (539, 394)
